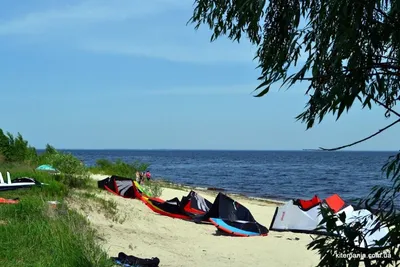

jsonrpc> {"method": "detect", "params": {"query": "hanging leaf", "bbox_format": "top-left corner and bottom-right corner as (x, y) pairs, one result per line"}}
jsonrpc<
(189, 1), (400, 265)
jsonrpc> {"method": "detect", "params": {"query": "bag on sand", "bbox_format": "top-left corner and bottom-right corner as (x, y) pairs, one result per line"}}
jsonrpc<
(112, 252), (160, 267)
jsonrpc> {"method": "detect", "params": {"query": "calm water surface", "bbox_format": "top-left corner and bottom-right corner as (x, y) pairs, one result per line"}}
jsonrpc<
(59, 150), (398, 203)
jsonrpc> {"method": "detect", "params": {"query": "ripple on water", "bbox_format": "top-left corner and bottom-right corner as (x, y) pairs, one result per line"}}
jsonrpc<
(63, 149), (398, 204)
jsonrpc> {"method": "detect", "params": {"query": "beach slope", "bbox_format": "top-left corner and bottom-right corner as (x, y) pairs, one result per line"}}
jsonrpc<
(71, 175), (319, 267)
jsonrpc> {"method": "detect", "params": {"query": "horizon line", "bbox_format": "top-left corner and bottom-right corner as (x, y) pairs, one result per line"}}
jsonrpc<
(35, 148), (399, 152)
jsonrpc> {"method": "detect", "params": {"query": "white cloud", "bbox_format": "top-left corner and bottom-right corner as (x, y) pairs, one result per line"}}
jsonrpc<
(0, 0), (185, 35)
(0, 0), (305, 66)
(0, 0), (258, 64)
(81, 38), (257, 64)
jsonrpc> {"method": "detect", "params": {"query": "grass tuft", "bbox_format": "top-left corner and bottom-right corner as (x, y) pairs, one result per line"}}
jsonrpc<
(0, 167), (113, 267)
(0, 128), (157, 266)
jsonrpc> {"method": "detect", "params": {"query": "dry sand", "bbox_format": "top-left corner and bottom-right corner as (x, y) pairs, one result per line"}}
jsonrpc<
(72, 174), (320, 267)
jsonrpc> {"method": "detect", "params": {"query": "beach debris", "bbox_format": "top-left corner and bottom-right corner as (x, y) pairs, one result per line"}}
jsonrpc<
(112, 252), (160, 267)
(0, 197), (19, 204)
(207, 187), (225, 191)
(47, 201), (61, 208)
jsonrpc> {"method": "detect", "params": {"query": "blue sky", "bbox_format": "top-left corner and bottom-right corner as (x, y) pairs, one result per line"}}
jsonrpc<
(0, 0), (398, 150)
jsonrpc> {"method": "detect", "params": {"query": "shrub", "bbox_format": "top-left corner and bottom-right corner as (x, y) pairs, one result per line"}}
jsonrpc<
(0, 129), (37, 164)
(89, 158), (162, 197)
(0, 129), (86, 180)
(39, 152), (87, 176)
(36, 145), (91, 189)
(89, 158), (149, 178)
(141, 179), (163, 198)
(0, 162), (35, 173)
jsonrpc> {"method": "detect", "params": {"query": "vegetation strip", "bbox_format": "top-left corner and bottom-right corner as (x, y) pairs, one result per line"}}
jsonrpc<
(0, 128), (159, 267)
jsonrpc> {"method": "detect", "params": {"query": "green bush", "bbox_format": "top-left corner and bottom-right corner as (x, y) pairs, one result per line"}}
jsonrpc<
(0, 129), (37, 164)
(89, 158), (149, 178)
(0, 129), (88, 183)
(1, 159), (89, 191)
(89, 158), (163, 197)
(0, 162), (34, 173)
(55, 173), (91, 189)
(94, 158), (113, 170)
(141, 179), (163, 198)
(0, 130), (115, 267)
(37, 145), (87, 175)
(34, 145), (91, 189)
(0, 129), (146, 191)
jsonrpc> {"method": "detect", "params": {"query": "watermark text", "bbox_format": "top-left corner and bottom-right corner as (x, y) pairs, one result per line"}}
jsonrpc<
(334, 252), (392, 260)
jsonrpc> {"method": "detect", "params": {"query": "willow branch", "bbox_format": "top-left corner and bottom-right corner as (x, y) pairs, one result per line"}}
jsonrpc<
(367, 94), (400, 118)
(374, 7), (395, 24)
(299, 70), (400, 81)
(373, 62), (400, 71)
(373, 54), (398, 62)
(319, 118), (400, 151)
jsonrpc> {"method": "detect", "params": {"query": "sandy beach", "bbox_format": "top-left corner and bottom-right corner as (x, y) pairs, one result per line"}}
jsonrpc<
(72, 175), (320, 267)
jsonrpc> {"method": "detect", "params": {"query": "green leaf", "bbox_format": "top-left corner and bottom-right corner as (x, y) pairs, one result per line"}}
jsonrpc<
(189, 2), (400, 265)
(253, 86), (270, 97)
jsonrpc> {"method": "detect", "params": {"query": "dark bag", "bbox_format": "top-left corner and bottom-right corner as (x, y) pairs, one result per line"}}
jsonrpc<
(112, 252), (160, 267)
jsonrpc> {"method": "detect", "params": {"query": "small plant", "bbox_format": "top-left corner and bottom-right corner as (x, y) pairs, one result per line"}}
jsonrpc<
(72, 191), (126, 224)
(141, 179), (163, 198)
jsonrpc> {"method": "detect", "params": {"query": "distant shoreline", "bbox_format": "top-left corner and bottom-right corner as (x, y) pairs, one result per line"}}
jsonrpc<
(37, 148), (399, 153)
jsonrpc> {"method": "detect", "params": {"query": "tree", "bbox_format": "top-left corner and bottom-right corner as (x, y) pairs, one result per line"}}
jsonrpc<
(45, 144), (58, 155)
(189, 0), (399, 266)
(0, 129), (10, 161)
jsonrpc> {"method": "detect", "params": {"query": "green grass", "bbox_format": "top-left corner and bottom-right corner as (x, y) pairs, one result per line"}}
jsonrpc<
(0, 166), (113, 267)
(88, 158), (163, 197)
(139, 179), (163, 198)
(0, 162), (34, 173)
(0, 129), (155, 266)
(72, 191), (127, 224)
(88, 158), (149, 178)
